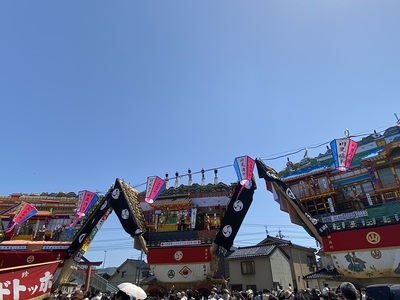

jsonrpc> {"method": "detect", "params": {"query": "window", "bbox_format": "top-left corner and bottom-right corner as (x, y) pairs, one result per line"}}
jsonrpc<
(121, 271), (126, 278)
(307, 255), (314, 267)
(241, 261), (255, 274)
(377, 167), (396, 187)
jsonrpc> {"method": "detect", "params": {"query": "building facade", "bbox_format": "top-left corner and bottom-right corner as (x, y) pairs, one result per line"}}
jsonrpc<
(227, 236), (317, 293)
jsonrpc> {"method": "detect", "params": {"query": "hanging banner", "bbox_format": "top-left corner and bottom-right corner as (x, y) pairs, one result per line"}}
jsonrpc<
(330, 138), (358, 171)
(70, 190), (99, 229)
(110, 179), (144, 237)
(67, 193), (112, 258)
(6, 202), (38, 233)
(255, 159), (330, 244)
(145, 176), (166, 204)
(0, 261), (59, 300)
(213, 180), (256, 255)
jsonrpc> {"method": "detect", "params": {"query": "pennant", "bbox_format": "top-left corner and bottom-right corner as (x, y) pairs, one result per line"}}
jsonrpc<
(109, 179), (144, 237)
(255, 159), (330, 244)
(67, 193), (112, 258)
(0, 261), (59, 300)
(213, 180), (256, 254)
(145, 176), (166, 203)
(330, 138), (358, 171)
(69, 191), (99, 229)
(234, 155), (255, 187)
(6, 202), (38, 233)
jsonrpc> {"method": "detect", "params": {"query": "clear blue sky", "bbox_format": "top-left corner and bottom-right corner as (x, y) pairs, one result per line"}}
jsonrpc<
(1, 1), (399, 267)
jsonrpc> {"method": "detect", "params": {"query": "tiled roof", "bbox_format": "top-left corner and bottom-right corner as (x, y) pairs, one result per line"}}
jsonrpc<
(303, 267), (342, 279)
(282, 165), (330, 181)
(227, 244), (276, 259)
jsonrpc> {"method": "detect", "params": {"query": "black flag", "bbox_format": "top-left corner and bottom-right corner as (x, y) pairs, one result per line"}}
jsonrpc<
(214, 179), (256, 255)
(109, 179), (145, 237)
(255, 159), (330, 241)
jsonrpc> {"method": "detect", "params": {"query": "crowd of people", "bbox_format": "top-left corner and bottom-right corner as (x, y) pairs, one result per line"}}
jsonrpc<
(47, 281), (373, 300)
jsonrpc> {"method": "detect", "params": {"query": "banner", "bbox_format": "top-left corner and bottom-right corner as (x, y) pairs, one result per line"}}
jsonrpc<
(67, 193), (112, 258)
(70, 191), (99, 229)
(110, 179), (143, 237)
(255, 159), (330, 243)
(0, 261), (59, 300)
(6, 202), (38, 233)
(213, 180), (256, 254)
(145, 176), (166, 204)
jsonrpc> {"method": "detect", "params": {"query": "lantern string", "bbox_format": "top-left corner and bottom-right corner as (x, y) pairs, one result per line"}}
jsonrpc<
(99, 123), (395, 192)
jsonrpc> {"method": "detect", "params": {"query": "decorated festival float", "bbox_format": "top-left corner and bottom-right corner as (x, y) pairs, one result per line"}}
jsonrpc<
(0, 191), (111, 299)
(255, 123), (400, 287)
(108, 157), (257, 295)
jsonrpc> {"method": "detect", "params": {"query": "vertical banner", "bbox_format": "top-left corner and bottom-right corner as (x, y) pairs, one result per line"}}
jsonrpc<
(191, 207), (197, 229)
(0, 261), (59, 300)
(213, 180), (256, 255)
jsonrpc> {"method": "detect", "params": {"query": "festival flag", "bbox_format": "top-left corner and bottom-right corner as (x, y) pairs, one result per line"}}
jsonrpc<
(0, 261), (60, 300)
(255, 159), (330, 244)
(330, 138), (358, 171)
(213, 179), (256, 255)
(110, 179), (145, 237)
(69, 190), (99, 229)
(67, 193), (112, 257)
(5, 202), (38, 233)
(145, 176), (166, 203)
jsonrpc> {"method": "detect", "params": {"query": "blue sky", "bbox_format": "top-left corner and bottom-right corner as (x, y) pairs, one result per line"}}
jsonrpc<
(1, 1), (399, 267)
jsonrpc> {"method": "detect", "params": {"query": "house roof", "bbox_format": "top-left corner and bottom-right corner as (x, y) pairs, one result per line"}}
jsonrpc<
(303, 267), (342, 280)
(256, 235), (293, 246)
(227, 244), (276, 259)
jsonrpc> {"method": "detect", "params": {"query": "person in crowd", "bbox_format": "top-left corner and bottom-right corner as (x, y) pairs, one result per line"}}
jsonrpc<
(91, 290), (102, 300)
(115, 290), (130, 300)
(71, 289), (84, 300)
(181, 291), (187, 300)
(221, 289), (231, 300)
(294, 290), (313, 300)
(176, 292), (182, 300)
(322, 283), (330, 300)
(339, 282), (358, 300)
(208, 287), (218, 300)
(186, 289), (195, 300)
(277, 290), (293, 300)
(246, 290), (254, 300)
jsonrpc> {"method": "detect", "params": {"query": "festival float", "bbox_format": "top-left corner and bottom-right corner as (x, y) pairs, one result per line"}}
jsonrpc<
(108, 157), (257, 295)
(0, 190), (111, 299)
(255, 124), (400, 286)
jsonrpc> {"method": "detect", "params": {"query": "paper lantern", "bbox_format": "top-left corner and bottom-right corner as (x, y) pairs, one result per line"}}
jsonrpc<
(145, 176), (166, 203)
(330, 138), (358, 171)
(6, 202), (38, 233)
(70, 190), (98, 229)
(234, 155), (255, 188)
